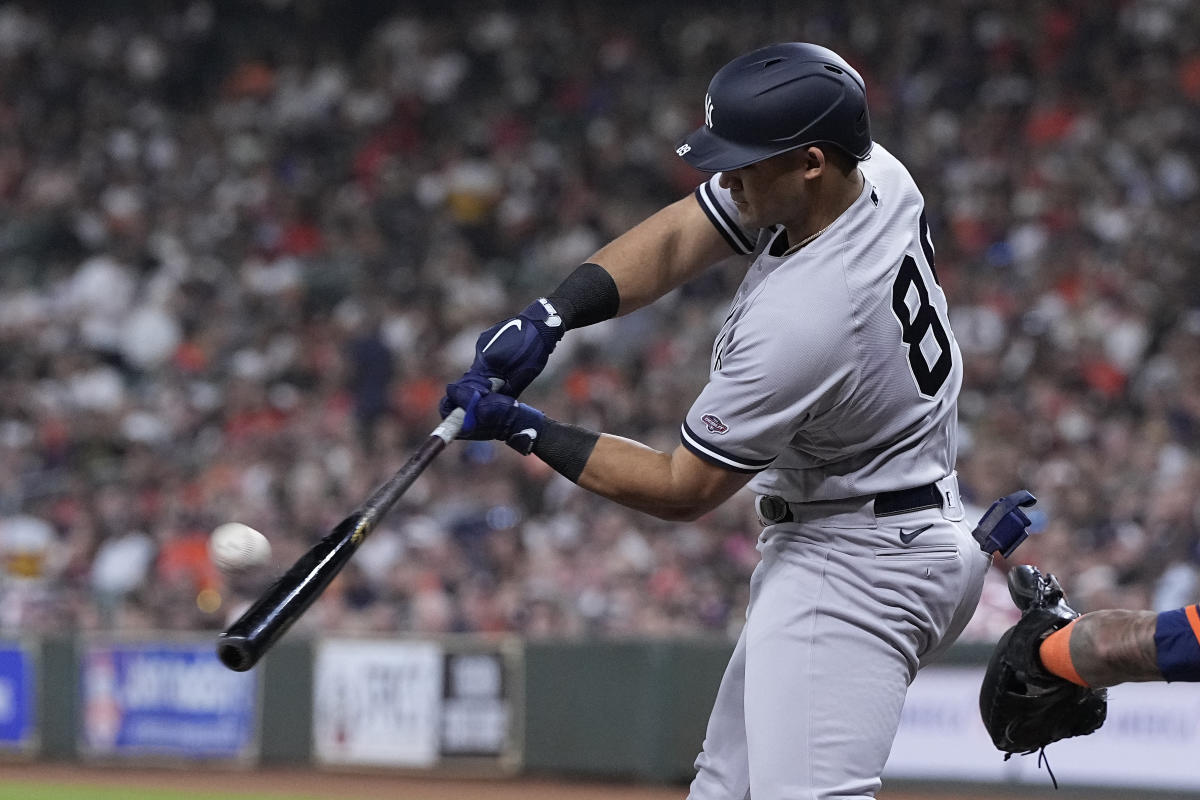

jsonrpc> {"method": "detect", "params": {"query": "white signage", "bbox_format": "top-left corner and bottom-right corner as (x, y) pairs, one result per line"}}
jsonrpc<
(442, 653), (508, 755)
(887, 666), (1200, 791)
(313, 639), (443, 767)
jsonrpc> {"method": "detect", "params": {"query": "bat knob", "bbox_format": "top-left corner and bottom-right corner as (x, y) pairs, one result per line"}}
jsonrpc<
(216, 634), (257, 672)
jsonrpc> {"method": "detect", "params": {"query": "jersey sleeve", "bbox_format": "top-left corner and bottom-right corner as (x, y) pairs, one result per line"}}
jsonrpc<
(694, 174), (756, 255)
(681, 295), (856, 472)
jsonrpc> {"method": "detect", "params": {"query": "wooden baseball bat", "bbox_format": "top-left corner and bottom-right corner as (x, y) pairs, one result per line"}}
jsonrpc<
(216, 384), (495, 672)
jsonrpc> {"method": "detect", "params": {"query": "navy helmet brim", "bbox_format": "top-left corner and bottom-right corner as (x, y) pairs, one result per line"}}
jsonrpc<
(676, 124), (791, 173)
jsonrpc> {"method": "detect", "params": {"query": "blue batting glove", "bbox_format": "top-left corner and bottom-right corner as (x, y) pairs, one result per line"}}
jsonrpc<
(439, 371), (493, 429)
(452, 391), (547, 455)
(439, 298), (563, 427)
(470, 298), (565, 398)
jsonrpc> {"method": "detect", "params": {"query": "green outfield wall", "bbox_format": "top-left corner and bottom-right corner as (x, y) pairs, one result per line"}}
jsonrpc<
(12, 633), (1003, 783)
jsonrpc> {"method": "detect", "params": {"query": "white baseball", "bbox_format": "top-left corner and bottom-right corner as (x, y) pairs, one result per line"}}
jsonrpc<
(208, 523), (272, 572)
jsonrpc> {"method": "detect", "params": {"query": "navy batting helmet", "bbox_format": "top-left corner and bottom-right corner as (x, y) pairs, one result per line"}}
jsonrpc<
(676, 42), (872, 172)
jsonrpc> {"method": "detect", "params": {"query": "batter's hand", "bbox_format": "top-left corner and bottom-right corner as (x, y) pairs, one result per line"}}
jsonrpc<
(443, 383), (546, 455)
(452, 298), (565, 401)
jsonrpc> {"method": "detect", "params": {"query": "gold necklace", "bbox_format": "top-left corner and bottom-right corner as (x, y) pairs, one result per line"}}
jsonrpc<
(781, 224), (829, 256)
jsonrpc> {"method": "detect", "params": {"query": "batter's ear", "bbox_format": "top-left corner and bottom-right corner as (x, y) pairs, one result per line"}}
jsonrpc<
(801, 146), (826, 178)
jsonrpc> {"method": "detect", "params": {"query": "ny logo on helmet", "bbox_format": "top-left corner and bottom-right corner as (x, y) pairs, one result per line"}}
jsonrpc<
(705, 93), (714, 128)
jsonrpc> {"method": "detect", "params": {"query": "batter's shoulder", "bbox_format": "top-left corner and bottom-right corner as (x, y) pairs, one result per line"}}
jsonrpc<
(859, 143), (920, 197)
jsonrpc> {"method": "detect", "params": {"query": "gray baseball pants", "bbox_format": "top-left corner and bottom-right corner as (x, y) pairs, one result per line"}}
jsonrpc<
(687, 476), (990, 800)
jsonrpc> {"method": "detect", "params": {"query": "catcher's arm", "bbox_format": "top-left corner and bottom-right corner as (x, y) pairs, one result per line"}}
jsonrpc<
(1061, 610), (1161, 688)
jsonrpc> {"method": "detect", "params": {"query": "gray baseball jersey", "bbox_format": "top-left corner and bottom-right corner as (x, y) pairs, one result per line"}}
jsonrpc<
(683, 143), (961, 501)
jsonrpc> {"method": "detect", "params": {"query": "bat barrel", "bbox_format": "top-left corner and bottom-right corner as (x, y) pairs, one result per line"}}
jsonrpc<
(215, 513), (365, 671)
(214, 400), (478, 672)
(217, 635), (256, 672)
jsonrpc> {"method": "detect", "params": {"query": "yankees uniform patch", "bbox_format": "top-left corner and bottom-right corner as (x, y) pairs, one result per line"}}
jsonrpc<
(682, 145), (962, 501)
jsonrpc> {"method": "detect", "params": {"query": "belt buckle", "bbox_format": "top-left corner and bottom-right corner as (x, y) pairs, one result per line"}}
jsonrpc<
(755, 495), (792, 525)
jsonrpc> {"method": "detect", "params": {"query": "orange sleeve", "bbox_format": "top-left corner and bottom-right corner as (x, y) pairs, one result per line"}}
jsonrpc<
(1184, 604), (1200, 644)
(1038, 617), (1090, 687)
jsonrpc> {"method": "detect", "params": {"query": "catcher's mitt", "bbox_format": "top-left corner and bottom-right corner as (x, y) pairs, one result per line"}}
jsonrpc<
(979, 565), (1108, 759)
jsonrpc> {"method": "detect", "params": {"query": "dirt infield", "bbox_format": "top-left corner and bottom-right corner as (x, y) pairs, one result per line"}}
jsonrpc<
(1, 763), (680, 800)
(0, 762), (1165, 800)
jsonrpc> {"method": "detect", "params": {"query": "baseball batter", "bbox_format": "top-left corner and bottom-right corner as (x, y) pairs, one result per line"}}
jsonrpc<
(440, 43), (991, 799)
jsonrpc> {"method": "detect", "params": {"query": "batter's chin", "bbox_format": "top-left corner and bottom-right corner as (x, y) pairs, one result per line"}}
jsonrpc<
(736, 210), (762, 229)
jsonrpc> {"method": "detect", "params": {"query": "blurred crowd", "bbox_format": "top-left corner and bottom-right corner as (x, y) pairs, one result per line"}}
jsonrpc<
(1, 0), (1198, 643)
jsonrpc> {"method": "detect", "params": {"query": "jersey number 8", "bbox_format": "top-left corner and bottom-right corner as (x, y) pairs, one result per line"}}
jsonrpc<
(891, 253), (952, 397)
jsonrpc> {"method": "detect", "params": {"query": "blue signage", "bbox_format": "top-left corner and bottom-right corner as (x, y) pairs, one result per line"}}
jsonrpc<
(80, 641), (257, 760)
(0, 643), (34, 749)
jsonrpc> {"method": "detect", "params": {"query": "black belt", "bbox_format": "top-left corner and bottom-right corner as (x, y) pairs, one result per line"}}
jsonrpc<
(756, 482), (943, 524)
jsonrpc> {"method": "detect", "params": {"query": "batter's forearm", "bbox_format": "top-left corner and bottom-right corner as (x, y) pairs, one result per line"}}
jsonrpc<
(589, 195), (733, 316)
(573, 435), (750, 522)
(575, 435), (696, 519)
(535, 424), (696, 518)
(531, 420), (747, 521)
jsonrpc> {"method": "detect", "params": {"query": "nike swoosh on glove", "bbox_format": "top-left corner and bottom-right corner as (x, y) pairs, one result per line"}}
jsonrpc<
(473, 298), (565, 393)
(439, 299), (565, 421)
(446, 386), (547, 456)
